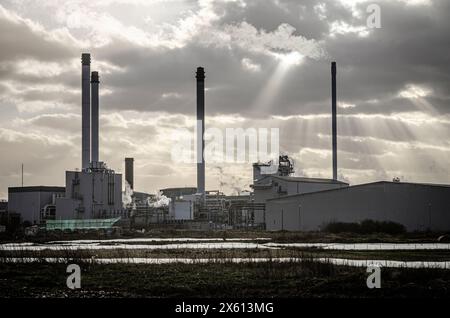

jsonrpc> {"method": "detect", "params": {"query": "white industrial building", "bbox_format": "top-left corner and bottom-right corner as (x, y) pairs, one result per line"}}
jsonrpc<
(169, 195), (195, 220)
(55, 163), (123, 219)
(265, 181), (450, 232)
(162, 187), (196, 220)
(251, 157), (348, 225)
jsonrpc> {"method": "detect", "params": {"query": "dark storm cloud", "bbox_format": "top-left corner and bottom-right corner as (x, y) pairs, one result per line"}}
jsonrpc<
(0, 7), (76, 62)
(0, 0), (449, 196)
(71, 0), (449, 120)
(1, 0), (449, 119)
(93, 42), (270, 115)
(325, 0), (450, 110)
(3, 0), (448, 119)
(218, 0), (349, 39)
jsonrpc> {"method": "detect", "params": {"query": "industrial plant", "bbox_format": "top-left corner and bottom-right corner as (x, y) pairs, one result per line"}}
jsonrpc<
(1, 53), (449, 235)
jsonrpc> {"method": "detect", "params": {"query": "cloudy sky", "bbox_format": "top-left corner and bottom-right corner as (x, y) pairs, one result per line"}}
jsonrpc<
(0, 0), (449, 199)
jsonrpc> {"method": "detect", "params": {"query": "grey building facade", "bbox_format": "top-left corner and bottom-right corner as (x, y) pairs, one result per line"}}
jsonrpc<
(266, 181), (450, 232)
(55, 165), (123, 219)
(252, 175), (348, 224)
(8, 186), (65, 224)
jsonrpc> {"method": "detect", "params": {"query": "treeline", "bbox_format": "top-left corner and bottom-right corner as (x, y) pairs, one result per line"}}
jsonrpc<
(324, 219), (406, 234)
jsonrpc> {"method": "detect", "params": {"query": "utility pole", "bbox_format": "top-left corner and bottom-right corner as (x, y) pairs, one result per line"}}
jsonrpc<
(21, 163), (24, 187)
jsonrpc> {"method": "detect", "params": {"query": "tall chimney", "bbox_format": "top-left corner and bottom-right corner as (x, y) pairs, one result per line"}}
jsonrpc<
(196, 67), (205, 197)
(125, 158), (134, 190)
(91, 71), (99, 163)
(81, 53), (91, 170)
(331, 61), (337, 180)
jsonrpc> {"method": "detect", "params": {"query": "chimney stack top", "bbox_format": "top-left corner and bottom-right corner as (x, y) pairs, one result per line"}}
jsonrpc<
(196, 67), (205, 80)
(331, 61), (336, 74)
(81, 53), (91, 66)
(91, 71), (99, 83)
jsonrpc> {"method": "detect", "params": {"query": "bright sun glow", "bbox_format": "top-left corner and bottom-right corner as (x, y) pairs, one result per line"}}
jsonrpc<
(250, 51), (303, 113)
(273, 51), (304, 66)
(399, 84), (432, 99)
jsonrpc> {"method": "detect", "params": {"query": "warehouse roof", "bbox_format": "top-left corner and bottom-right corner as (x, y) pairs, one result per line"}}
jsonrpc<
(267, 181), (450, 201)
(255, 175), (348, 185)
(8, 186), (65, 193)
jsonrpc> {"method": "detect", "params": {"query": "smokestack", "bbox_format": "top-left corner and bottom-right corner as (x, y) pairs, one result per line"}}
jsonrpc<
(196, 67), (205, 197)
(125, 158), (134, 190)
(331, 61), (337, 180)
(91, 71), (99, 163)
(81, 53), (91, 170)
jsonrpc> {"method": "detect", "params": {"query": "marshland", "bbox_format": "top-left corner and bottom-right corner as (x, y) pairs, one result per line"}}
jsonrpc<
(1, 230), (450, 297)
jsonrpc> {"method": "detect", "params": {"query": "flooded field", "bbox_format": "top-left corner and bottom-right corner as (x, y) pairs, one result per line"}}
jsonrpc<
(2, 238), (450, 269)
(2, 234), (450, 298)
(265, 242), (450, 250)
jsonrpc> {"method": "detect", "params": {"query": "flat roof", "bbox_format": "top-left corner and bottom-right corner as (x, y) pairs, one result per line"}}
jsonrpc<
(257, 175), (349, 185)
(267, 181), (450, 201)
(160, 187), (197, 191)
(8, 186), (65, 194)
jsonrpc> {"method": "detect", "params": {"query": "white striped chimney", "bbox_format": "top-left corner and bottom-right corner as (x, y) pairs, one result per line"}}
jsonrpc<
(196, 67), (205, 197)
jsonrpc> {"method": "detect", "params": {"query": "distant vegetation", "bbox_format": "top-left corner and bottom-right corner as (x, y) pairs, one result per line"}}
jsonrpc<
(324, 219), (406, 235)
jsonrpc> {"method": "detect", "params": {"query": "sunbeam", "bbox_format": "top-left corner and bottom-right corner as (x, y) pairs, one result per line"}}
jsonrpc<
(250, 52), (304, 114)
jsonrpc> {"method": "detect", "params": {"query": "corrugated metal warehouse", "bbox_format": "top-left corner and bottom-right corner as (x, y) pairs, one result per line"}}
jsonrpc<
(266, 181), (450, 232)
(251, 174), (348, 224)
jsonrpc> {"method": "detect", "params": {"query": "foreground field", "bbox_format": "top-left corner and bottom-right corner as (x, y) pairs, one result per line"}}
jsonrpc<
(2, 229), (448, 244)
(1, 261), (450, 298)
(2, 248), (450, 262)
(1, 232), (449, 298)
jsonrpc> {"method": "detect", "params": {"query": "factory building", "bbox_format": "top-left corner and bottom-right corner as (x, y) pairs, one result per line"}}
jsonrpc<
(54, 54), (123, 220)
(169, 197), (195, 220)
(160, 188), (196, 221)
(7, 54), (123, 224)
(161, 187), (197, 198)
(55, 163), (123, 219)
(7, 186), (65, 224)
(5, 56), (449, 232)
(251, 156), (348, 225)
(250, 62), (449, 232)
(253, 176), (348, 203)
(266, 181), (450, 232)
